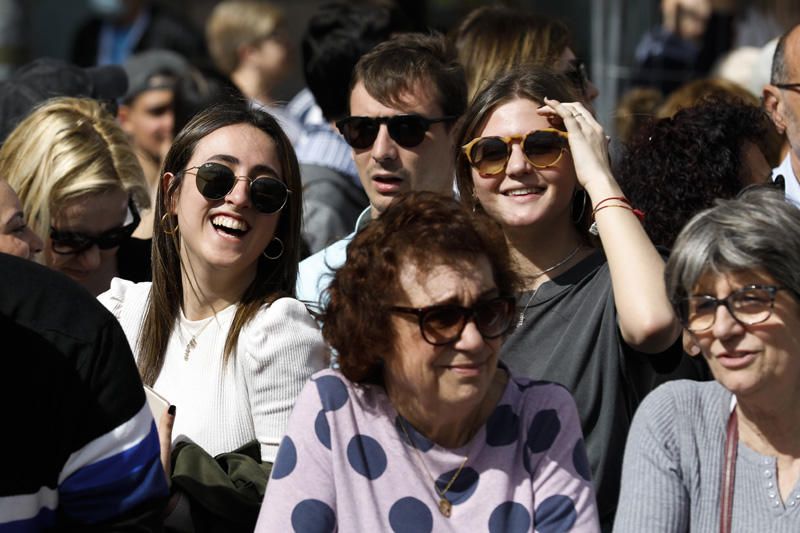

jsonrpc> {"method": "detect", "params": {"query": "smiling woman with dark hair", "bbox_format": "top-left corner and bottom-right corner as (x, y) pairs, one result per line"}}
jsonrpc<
(258, 191), (599, 532)
(98, 101), (325, 529)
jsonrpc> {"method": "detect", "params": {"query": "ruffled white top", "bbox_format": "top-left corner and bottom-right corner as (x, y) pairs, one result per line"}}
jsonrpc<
(99, 278), (327, 461)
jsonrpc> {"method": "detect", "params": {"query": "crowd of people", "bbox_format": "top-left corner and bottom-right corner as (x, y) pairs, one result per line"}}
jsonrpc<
(3, 1), (800, 532)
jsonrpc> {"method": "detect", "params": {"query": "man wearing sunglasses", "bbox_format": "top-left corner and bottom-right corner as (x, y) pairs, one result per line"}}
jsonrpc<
(764, 23), (800, 207)
(297, 33), (467, 310)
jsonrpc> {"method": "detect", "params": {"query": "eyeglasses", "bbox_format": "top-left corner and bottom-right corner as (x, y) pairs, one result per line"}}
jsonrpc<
(182, 162), (291, 214)
(462, 129), (569, 176)
(336, 114), (455, 149)
(564, 59), (590, 95)
(774, 83), (800, 91)
(50, 197), (140, 255)
(677, 285), (788, 333)
(390, 296), (516, 346)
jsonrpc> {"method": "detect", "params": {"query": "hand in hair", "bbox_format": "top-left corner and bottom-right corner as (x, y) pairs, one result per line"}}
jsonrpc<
(538, 97), (613, 191)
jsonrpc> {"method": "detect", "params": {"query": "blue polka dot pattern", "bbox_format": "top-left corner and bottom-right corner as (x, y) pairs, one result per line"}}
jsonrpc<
(436, 466), (479, 505)
(315, 410), (331, 450)
(347, 434), (387, 480)
(271, 436), (297, 480)
(291, 499), (336, 533)
(486, 405), (520, 446)
(534, 495), (577, 533)
(488, 501), (531, 533)
(572, 438), (591, 481)
(388, 497), (433, 533)
(315, 375), (349, 411)
(395, 416), (434, 452)
(527, 409), (561, 454)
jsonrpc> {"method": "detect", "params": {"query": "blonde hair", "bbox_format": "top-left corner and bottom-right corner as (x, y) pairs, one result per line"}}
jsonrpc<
(451, 6), (571, 100)
(206, 0), (284, 75)
(0, 97), (148, 244)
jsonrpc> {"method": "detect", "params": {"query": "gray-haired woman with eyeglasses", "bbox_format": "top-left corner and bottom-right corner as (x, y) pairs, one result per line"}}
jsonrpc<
(614, 186), (800, 533)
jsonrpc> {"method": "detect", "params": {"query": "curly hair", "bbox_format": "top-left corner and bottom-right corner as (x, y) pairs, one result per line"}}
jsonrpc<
(617, 98), (774, 249)
(322, 191), (519, 384)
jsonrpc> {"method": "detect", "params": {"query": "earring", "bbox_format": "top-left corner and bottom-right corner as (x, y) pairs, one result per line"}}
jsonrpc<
(471, 191), (480, 214)
(263, 237), (284, 260)
(571, 189), (587, 224)
(160, 212), (178, 235)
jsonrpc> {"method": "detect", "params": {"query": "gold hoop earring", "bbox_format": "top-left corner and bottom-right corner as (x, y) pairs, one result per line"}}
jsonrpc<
(263, 237), (284, 260)
(161, 212), (178, 235)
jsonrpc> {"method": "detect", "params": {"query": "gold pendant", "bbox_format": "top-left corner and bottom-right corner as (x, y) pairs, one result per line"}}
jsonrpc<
(438, 498), (452, 517)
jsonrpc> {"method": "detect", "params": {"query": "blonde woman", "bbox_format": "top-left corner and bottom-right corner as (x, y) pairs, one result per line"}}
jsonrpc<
(1, 97), (150, 295)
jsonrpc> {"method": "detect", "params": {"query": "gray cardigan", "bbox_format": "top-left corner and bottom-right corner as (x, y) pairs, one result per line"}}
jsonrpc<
(613, 380), (800, 532)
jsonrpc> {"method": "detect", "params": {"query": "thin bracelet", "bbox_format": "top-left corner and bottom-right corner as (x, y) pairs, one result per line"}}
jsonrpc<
(589, 204), (645, 236)
(592, 196), (631, 213)
(592, 203), (645, 221)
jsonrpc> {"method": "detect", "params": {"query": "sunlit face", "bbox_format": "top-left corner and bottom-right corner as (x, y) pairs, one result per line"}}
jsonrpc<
(46, 188), (128, 296)
(470, 98), (577, 231)
(688, 270), (800, 400)
(385, 256), (502, 414)
(0, 181), (42, 260)
(170, 123), (282, 284)
(120, 88), (175, 161)
(348, 81), (455, 217)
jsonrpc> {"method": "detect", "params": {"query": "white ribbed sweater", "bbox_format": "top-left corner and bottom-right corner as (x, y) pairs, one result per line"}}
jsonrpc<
(99, 278), (327, 462)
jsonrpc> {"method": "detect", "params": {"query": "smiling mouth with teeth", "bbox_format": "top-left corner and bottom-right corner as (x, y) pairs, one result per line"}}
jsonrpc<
(505, 187), (545, 196)
(211, 215), (250, 236)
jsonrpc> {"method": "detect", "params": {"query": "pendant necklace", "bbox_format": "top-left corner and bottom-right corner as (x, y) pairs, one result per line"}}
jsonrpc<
(398, 418), (468, 517)
(517, 243), (582, 327)
(179, 315), (215, 361)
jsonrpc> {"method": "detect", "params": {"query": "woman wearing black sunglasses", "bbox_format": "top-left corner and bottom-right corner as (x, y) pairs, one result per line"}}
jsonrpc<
(257, 191), (600, 532)
(98, 101), (326, 528)
(0, 97), (151, 295)
(454, 67), (682, 529)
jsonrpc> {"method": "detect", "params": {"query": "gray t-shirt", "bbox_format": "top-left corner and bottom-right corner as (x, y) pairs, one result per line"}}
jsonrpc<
(614, 380), (800, 532)
(501, 249), (681, 529)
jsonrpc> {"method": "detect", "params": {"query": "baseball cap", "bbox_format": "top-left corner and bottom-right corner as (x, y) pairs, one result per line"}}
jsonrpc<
(122, 49), (189, 103)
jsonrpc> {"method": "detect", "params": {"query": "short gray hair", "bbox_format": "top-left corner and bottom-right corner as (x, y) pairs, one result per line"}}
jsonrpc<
(665, 187), (800, 306)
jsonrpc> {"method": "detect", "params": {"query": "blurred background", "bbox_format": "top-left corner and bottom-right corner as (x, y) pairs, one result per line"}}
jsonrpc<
(4, 0), (800, 130)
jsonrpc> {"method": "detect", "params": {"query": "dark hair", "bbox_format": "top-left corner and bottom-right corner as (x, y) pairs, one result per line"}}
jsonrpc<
(453, 67), (586, 230)
(617, 98), (774, 249)
(138, 100), (302, 385)
(351, 32), (467, 121)
(302, 1), (413, 122)
(450, 5), (572, 100)
(322, 191), (519, 384)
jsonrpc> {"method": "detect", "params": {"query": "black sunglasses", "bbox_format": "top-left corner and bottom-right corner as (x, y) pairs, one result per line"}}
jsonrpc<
(336, 114), (455, 149)
(182, 162), (291, 214)
(50, 197), (140, 255)
(390, 296), (516, 346)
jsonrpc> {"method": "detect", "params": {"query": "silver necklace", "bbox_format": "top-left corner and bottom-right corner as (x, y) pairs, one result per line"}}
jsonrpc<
(179, 315), (215, 361)
(517, 244), (582, 327)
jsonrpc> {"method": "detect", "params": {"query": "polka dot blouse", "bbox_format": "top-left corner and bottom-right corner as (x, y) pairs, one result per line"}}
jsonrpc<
(256, 368), (600, 532)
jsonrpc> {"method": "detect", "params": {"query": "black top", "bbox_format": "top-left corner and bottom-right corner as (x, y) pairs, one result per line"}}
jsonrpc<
(0, 253), (167, 529)
(500, 249), (683, 529)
